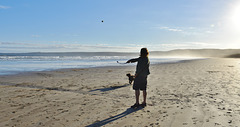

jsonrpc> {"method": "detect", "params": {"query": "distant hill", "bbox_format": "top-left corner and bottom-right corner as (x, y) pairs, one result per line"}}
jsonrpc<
(150, 49), (240, 58)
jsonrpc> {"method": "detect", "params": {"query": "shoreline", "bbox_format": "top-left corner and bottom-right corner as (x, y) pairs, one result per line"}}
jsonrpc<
(1, 58), (240, 126)
(0, 57), (205, 77)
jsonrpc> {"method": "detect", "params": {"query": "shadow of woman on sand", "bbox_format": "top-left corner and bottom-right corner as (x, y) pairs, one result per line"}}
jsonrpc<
(86, 107), (143, 127)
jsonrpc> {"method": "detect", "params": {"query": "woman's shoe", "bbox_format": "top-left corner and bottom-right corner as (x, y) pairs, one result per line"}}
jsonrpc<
(140, 103), (147, 108)
(131, 103), (140, 108)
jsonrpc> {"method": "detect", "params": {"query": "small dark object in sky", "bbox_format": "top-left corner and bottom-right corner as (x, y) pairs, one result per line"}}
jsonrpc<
(102, 20), (104, 22)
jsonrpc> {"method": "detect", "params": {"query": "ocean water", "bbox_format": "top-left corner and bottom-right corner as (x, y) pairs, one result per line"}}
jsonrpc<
(0, 52), (197, 75)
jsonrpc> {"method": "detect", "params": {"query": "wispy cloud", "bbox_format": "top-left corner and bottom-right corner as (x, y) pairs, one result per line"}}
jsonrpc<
(0, 41), (141, 53)
(188, 42), (218, 47)
(0, 5), (10, 9)
(31, 35), (41, 38)
(157, 26), (183, 32)
(0, 42), (33, 46)
(146, 42), (219, 51)
(153, 25), (217, 36)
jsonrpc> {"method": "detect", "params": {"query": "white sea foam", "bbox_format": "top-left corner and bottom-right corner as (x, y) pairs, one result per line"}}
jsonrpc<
(0, 52), (199, 75)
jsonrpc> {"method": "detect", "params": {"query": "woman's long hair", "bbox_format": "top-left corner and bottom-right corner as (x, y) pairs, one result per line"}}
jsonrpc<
(140, 48), (149, 57)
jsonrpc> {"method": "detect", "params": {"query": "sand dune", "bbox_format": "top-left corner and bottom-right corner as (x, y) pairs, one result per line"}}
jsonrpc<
(225, 54), (240, 58)
(1, 58), (240, 126)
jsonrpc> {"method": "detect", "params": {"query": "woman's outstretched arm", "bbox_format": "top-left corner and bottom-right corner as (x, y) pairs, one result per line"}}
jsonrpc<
(127, 58), (138, 63)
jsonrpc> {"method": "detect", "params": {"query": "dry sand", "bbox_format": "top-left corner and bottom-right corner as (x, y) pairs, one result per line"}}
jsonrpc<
(1, 58), (240, 127)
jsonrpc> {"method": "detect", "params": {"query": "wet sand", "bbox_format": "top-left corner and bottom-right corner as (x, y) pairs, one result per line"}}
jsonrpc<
(1, 58), (240, 127)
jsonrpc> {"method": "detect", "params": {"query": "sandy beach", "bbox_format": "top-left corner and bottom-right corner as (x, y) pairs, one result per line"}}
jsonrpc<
(1, 58), (240, 127)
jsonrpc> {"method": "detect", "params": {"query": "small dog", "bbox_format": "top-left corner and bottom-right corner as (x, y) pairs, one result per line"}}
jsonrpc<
(126, 73), (135, 84)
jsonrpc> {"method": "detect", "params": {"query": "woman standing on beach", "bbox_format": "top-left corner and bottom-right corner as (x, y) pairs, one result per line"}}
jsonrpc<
(127, 48), (150, 108)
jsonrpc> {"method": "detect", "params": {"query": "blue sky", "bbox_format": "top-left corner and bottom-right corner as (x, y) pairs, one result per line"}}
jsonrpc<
(1, 0), (240, 52)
